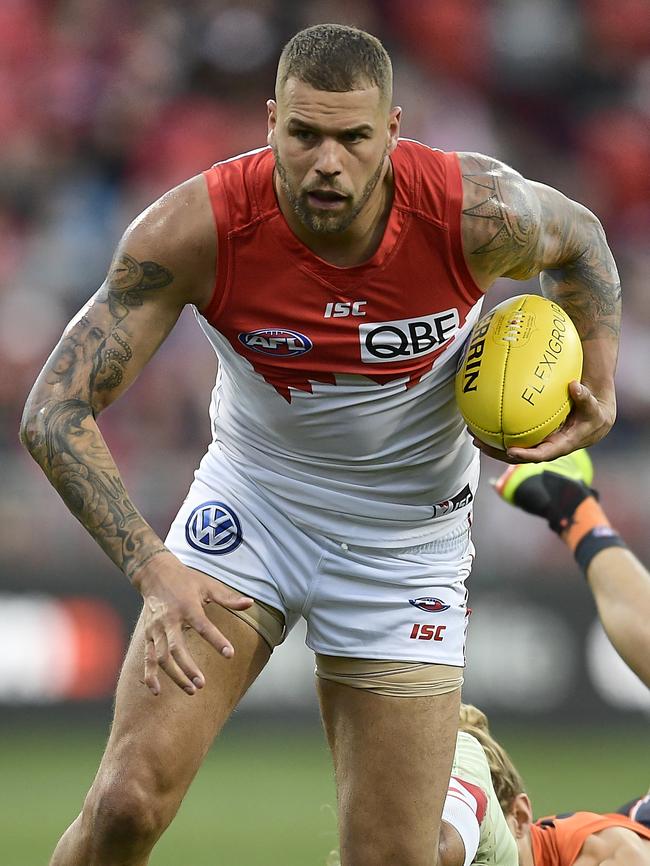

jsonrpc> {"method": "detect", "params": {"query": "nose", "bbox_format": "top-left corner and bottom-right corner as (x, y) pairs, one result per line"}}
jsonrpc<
(313, 139), (343, 178)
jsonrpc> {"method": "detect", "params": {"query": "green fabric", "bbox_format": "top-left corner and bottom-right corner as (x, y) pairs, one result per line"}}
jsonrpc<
(451, 732), (519, 866)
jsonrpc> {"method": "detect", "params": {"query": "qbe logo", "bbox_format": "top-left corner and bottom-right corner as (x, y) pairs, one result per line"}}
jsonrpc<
(185, 501), (243, 555)
(238, 328), (312, 357)
(359, 309), (460, 364)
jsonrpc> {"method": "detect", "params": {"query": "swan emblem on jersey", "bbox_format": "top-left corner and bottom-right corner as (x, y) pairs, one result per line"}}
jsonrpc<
(185, 501), (243, 555)
(238, 328), (313, 356)
(409, 597), (450, 613)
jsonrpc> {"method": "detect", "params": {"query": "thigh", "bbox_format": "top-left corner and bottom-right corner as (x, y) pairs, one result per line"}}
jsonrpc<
(91, 589), (271, 812)
(319, 678), (461, 866)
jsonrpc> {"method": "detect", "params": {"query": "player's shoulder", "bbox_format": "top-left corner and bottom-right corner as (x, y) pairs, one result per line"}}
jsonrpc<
(127, 173), (213, 243)
(205, 145), (277, 233)
(452, 731), (496, 794)
(579, 822), (650, 866)
(393, 138), (460, 226)
(456, 151), (544, 284)
(118, 173), (217, 309)
(211, 144), (271, 172)
(393, 137), (453, 181)
(455, 730), (491, 764)
(536, 810), (650, 843)
(456, 151), (541, 228)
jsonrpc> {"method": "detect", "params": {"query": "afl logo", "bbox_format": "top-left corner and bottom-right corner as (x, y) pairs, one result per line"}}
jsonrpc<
(238, 328), (313, 357)
(409, 597), (450, 613)
(185, 501), (243, 555)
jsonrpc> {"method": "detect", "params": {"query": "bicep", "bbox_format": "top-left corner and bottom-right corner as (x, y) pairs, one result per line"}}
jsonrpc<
(458, 152), (542, 288)
(28, 174), (216, 415)
(532, 181), (610, 274)
(33, 248), (184, 415)
(458, 152), (606, 288)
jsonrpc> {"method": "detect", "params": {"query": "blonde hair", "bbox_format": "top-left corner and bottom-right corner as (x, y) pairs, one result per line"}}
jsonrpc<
(458, 703), (526, 813)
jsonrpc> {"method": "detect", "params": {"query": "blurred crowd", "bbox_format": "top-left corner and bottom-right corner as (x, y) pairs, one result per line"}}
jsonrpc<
(2, 0), (650, 571)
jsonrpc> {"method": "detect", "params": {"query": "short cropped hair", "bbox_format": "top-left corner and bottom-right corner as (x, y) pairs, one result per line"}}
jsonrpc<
(276, 24), (393, 104)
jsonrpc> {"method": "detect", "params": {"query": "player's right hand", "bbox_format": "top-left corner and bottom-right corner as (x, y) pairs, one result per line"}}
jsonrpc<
(130, 551), (254, 696)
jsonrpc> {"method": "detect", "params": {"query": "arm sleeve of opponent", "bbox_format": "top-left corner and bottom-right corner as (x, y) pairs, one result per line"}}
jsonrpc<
(442, 776), (487, 866)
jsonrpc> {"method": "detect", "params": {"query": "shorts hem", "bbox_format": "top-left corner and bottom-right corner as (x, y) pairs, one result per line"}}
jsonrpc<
(167, 549), (287, 619)
(307, 641), (465, 667)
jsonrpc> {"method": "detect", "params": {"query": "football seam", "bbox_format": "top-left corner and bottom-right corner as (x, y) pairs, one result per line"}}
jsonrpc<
(498, 295), (527, 450)
(466, 398), (571, 437)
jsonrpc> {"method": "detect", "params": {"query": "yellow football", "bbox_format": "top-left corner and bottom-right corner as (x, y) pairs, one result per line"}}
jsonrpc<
(455, 294), (583, 450)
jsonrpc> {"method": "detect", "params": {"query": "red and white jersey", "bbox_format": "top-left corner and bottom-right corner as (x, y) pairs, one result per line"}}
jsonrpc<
(195, 139), (484, 546)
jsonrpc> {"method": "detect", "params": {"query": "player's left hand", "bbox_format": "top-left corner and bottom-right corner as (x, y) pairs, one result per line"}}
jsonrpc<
(474, 380), (616, 464)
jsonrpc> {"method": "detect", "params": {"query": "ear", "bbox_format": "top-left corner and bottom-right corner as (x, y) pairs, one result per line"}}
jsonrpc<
(509, 793), (534, 839)
(387, 106), (402, 154)
(267, 99), (277, 147)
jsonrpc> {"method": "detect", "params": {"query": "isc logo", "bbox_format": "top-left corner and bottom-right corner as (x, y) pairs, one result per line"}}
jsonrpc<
(324, 301), (367, 318)
(359, 309), (460, 364)
(409, 624), (446, 641)
(238, 328), (313, 357)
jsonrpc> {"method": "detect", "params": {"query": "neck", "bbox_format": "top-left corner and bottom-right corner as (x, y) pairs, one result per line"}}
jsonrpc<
(275, 160), (394, 267)
(521, 830), (535, 866)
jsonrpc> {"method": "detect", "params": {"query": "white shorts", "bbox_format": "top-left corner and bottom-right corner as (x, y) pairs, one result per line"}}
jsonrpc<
(165, 451), (474, 665)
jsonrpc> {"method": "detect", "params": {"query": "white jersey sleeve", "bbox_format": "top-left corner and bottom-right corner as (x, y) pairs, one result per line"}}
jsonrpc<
(445, 732), (519, 866)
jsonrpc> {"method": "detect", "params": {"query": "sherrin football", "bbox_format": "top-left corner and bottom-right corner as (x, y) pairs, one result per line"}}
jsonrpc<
(455, 294), (583, 450)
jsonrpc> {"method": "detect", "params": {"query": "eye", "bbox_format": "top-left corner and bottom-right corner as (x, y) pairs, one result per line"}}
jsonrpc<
(341, 132), (365, 143)
(294, 129), (316, 143)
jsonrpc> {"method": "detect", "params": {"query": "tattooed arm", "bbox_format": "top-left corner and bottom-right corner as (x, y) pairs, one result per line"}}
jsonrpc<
(459, 152), (620, 462)
(20, 176), (252, 695)
(21, 257), (177, 577)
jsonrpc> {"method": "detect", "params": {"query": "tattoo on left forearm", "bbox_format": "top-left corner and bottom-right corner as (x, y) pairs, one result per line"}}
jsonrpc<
(540, 222), (621, 342)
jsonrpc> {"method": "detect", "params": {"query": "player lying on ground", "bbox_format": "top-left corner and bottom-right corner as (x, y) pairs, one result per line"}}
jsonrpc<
(20, 23), (620, 866)
(495, 449), (650, 688)
(424, 450), (650, 866)
(439, 703), (650, 866)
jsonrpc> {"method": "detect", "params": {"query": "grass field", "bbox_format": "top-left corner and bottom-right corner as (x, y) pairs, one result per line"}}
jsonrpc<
(2, 721), (647, 866)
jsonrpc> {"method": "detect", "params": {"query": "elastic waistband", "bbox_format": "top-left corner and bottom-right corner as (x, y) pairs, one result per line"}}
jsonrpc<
(387, 519), (472, 555)
(313, 516), (472, 557)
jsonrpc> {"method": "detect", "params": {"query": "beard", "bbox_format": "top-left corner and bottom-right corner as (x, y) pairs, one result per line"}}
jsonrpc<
(272, 146), (387, 235)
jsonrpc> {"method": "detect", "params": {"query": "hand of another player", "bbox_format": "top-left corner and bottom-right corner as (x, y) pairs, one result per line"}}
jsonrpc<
(131, 551), (254, 696)
(474, 380), (616, 464)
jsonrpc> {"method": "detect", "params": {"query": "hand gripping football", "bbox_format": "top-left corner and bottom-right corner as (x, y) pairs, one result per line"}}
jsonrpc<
(455, 294), (583, 450)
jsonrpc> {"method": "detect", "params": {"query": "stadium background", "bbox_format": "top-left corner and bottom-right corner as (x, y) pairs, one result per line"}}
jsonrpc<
(1, 1), (648, 863)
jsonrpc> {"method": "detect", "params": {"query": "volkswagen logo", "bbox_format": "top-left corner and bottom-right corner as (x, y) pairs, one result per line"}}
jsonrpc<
(185, 501), (243, 555)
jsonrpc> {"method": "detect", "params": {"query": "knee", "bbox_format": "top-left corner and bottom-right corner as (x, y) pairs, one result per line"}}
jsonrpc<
(82, 773), (173, 853)
(342, 835), (433, 866)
